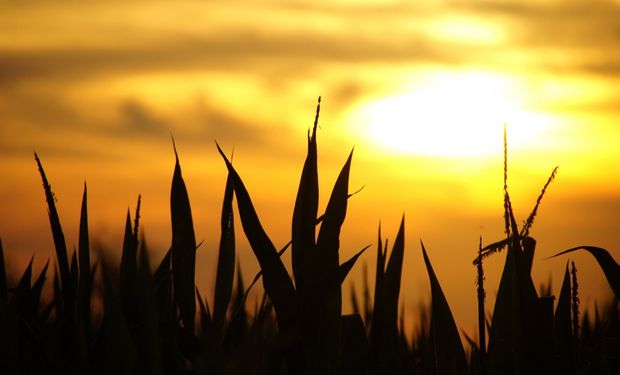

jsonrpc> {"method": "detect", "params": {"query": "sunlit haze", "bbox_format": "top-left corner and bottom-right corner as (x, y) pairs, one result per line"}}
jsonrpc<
(1, 0), (619, 339)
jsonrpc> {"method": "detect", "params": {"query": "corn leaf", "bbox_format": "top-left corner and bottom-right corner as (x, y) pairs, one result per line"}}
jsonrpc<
(35, 153), (73, 318)
(554, 263), (575, 373)
(338, 245), (371, 284)
(370, 219), (404, 370)
(316, 149), (353, 259)
(370, 225), (385, 355)
(383, 216), (405, 336)
(120, 210), (136, 309)
(487, 193), (539, 374)
(548, 245), (620, 299)
(213, 172), (236, 341)
(170, 144), (197, 332)
(421, 241), (468, 375)
(291, 98), (320, 290)
(77, 184), (91, 344)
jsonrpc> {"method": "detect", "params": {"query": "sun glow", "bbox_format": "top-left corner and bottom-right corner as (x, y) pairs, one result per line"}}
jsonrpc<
(349, 72), (553, 157)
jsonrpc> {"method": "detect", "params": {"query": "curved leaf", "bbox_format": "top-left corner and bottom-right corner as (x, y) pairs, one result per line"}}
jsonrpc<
(548, 246), (620, 299)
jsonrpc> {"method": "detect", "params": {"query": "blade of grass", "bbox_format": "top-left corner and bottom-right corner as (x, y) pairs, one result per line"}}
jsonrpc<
(338, 245), (371, 284)
(421, 241), (468, 375)
(291, 97), (320, 291)
(35, 153), (72, 318)
(316, 149), (353, 256)
(554, 262), (574, 373)
(382, 216), (405, 335)
(370, 219), (404, 370)
(120, 210), (137, 309)
(370, 223), (385, 356)
(213, 172), (236, 342)
(77, 184), (91, 345)
(170, 140), (197, 332)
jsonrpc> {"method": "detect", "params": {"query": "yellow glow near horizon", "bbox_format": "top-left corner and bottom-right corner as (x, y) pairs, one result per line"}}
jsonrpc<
(349, 72), (554, 157)
(431, 17), (505, 44)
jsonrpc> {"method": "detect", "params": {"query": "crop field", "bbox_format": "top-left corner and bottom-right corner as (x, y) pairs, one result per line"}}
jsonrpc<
(0, 100), (617, 375)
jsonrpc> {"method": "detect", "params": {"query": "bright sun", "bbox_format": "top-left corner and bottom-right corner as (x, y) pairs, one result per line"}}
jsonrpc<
(349, 72), (553, 157)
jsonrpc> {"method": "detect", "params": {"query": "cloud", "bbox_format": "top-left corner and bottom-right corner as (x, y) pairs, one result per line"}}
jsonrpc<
(0, 32), (459, 87)
(117, 100), (169, 137)
(453, 0), (620, 49)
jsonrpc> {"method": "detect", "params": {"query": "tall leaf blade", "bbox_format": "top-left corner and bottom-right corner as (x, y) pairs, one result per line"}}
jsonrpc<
(421, 241), (468, 375)
(370, 219), (405, 371)
(120, 210), (138, 321)
(370, 224), (386, 361)
(77, 184), (91, 339)
(554, 263), (575, 374)
(383, 216), (405, 337)
(35, 153), (72, 318)
(213, 172), (236, 342)
(170, 145), (197, 332)
(291, 98), (320, 290)
(316, 149), (353, 255)
(301, 149), (352, 374)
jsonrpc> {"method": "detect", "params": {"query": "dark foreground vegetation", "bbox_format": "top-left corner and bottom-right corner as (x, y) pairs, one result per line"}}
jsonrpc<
(1, 99), (618, 374)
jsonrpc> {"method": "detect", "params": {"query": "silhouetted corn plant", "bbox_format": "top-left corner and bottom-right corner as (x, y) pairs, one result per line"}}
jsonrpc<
(1, 108), (619, 375)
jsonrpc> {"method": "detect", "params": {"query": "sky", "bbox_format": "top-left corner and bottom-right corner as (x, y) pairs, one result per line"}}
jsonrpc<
(1, 0), (620, 338)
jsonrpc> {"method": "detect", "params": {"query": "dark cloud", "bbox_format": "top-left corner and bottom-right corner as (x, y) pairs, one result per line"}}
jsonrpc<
(0, 90), (292, 159)
(0, 31), (462, 85)
(118, 100), (169, 136)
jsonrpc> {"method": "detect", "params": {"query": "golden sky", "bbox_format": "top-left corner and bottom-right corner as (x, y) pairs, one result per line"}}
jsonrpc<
(1, 0), (619, 336)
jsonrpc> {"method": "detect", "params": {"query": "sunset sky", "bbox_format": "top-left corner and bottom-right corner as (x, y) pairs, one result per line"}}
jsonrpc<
(1, 0), (619, 337)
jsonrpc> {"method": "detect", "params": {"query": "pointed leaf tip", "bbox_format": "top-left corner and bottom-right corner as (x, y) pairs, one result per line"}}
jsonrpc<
(171, 132), (179, 163)
(311, 96), (321, 141)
